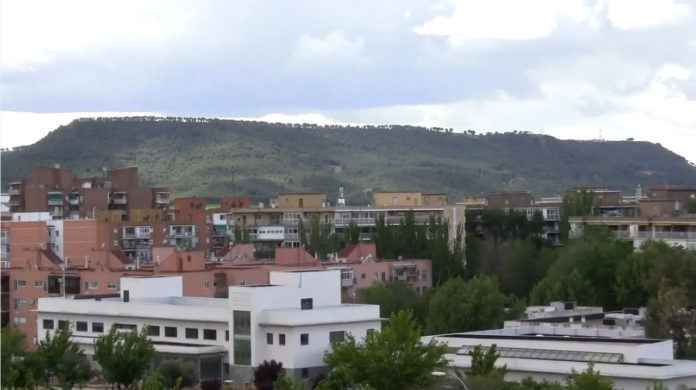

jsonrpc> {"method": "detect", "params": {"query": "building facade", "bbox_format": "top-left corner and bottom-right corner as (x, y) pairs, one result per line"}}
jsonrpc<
(36, 270), (381, 385)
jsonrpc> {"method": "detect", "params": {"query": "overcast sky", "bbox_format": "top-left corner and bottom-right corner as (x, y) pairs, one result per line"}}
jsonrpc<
(1, 0), (695, 162)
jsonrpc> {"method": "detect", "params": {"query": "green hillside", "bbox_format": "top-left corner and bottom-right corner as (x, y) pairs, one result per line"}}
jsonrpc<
(3, 117), (695, 202)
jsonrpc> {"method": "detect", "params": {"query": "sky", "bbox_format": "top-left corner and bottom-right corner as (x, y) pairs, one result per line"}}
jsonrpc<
(1, 0), (695, 162)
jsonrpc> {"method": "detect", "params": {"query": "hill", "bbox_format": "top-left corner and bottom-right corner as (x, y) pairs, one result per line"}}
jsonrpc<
(2, 117), (695, 202)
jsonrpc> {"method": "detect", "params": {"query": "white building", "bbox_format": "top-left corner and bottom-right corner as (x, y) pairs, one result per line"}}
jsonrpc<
(424, 324), (696, 390)
(36, 270), (381, 385)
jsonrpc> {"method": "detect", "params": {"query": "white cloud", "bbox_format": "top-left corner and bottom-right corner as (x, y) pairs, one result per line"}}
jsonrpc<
(606, 0), (691, 30)
(232, 112), (352, 126)
(415, 0), (594, 43)
(0, 111), (160, 148)
(0, 0), (194, 70)
(290, 31), (368, 68)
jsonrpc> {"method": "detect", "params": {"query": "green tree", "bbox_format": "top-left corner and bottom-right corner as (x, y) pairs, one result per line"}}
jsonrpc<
(274, 374), (306, 390)
(646, 282), (696, 359)
(35, 327), (92, 390)
(320, 310), (447, 390)
(345, 222), (361, 245)
(1, 327), (41, 389)
(566, 364), (614, 390)
(499, 240), (556, 298)
(357, 281), (421, 321)
(94, 326), (155, 389)
(468, 344), (506, 377)
(141, 371), (166, 390)
(530, 229), (632, 308)
(427, 276), (507, 334)
(158, 360), (196, 389)
(687, 198), (696, 214)
(560, 190), (596, 243)
(463, 344), (508, 390)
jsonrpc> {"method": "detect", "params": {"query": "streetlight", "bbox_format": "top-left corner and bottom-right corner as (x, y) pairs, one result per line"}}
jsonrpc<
(432, 370), (469, 390)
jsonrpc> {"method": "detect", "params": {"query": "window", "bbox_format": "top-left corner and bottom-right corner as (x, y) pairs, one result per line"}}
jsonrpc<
(92, 322), (104, 333)
(34, 280), (44, 288)
(225, 330), (229, 341)
(234, 338), (251, 365)
(301, 368), (309, 378)
(185, 328), (199, 339)
(76, 321), (88, 332)
(43, 319), (54, 330)
(114, 323), (137, 332)
(164, 326), (177, 337)
(381, 272), (386, 281)
(266, 332), (273, 345)
(233, 311), (251, 365)
(233, 310), (251, 335)
(329, 331), (345, 344)
(300, 333), (309, 345)
(14, 316), (26, 325)
(203, 329), (217, 340)
(361, 273), (366, 279)
(14, 280), (26, 289)
(107, 282), (118, 290)
(367, 329), (376, 337)
(147, 325), (160, 336)
(279, 333), (286, 345)
(58, 320), (69, 330)
(300, 298), (313, 310)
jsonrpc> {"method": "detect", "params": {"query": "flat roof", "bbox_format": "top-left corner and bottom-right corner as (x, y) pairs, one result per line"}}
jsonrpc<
(439, 333), (663, 344)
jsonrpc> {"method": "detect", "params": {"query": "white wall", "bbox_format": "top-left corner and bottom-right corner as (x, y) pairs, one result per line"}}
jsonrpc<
(36, 311), (228, 349)
(120, 276), (183, 300)
(269, 270), (341, 307)
(11, 212), (51, 222)
(255, 321), (380, 369)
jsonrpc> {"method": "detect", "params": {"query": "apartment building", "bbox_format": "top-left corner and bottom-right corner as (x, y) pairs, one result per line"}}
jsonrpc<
(2, 218), (429, 344)
(7, 166), (171, 220)
(569, 185), (696, 250)
(325, 243), (432, 301)
(464, 191), (562, 245)
(210, 191), (465, 259)
(36, 270), (381, 385)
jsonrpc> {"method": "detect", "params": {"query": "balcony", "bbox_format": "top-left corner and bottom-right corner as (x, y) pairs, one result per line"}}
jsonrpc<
(68, 192), (80, 206)
(335, 217), (376, 227)
(110, 192), (128, 205)
(8, 182), (22, 195)
(169, 226), (196, 238)
(155, 192), (171, 205)
(340, 270), (354, 287)
(9, 199), (22, 207)
(47, 192), (64, 206)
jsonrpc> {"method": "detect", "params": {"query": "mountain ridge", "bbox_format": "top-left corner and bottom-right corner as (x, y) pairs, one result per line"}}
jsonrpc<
(2, 116), (695, 202)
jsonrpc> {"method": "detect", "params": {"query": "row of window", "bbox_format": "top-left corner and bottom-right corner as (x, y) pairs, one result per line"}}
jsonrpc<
(42, 319), (225, 341)
(264, 330), (367, 347)
(13, 280), (118, 290)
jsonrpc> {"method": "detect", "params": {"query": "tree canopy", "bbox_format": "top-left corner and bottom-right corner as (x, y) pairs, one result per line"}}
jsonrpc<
(319, 310), (447, 390)
(427, 276), (507, 334)
(94, 326), (156, 389)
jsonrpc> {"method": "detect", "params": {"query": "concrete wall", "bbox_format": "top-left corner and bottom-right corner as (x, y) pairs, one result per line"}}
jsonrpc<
(373, 192), (423, 207)
(121, 276), (183, 300)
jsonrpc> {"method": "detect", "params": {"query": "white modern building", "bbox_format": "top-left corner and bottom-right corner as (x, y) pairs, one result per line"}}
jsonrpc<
(424, 324), (696, 390)
(36, 270), (381, 385)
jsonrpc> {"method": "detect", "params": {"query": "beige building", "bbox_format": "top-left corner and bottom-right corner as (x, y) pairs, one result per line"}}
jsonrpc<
(372, 192), (448, 208)
(274, 193), (328, 209)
